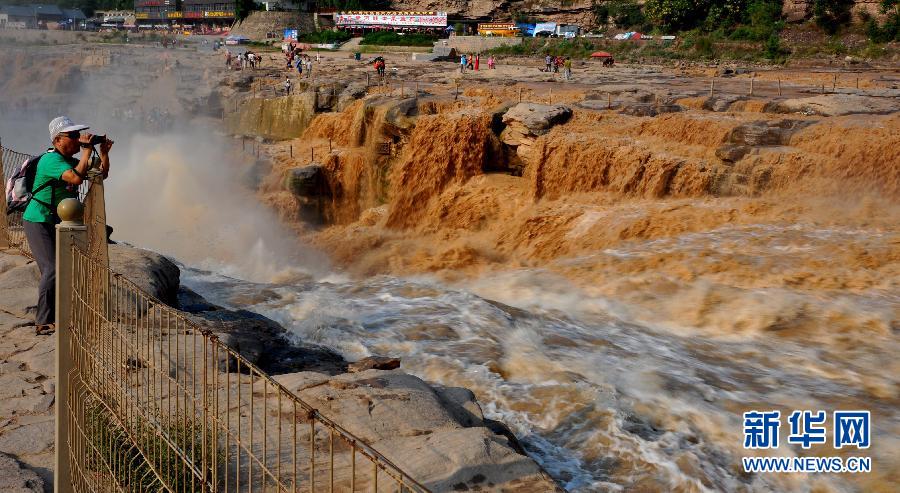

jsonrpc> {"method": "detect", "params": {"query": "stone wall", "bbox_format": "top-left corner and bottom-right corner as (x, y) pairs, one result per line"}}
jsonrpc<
(226, 92), (318, 140)
(440, 35), (523, 54)
(230, 11), (316, 40)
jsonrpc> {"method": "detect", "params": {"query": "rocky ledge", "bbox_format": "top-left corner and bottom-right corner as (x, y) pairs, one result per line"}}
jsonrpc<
(0, 245), (560, 492)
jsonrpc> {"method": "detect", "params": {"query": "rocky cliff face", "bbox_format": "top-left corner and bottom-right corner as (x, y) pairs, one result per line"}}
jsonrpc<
(389, 0), (597, 27)
(387, 0), (886, 28)
(781, 0), (886, 22)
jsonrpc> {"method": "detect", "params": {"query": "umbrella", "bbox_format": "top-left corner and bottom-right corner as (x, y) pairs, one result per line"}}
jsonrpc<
(590, 51), (613, 58)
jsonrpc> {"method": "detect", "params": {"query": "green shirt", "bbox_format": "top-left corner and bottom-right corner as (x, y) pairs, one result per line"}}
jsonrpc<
(22, 151), (78, 223)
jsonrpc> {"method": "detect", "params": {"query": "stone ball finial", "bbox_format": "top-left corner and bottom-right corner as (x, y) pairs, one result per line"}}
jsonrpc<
(57, 198), (84, 224)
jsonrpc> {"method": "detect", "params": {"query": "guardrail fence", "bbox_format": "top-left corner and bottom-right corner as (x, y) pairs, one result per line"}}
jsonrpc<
(1, 139), (429, 493)
(1, 141), (35, 256)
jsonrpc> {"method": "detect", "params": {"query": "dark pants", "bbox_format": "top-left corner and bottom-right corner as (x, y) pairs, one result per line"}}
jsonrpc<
(23, 220), (56, 325)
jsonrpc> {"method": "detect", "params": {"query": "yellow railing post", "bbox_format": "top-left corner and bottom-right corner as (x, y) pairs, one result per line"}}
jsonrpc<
(55, 198), (86, 493)
(0, 138), (8, 249)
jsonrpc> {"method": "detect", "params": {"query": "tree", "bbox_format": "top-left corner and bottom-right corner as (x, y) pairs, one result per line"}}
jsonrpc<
(644, 0), (710, 31)
(607, 0), (647, 28)
(865, 1), (900, 42)
(235, 0), (260, 22)
(812, 0), (854, 34)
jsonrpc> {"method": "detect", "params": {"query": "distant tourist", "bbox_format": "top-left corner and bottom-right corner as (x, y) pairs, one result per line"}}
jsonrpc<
(23, 117), (113, 335)
(545, 54), (553, 72)
(306, 58), (313, 78)
(460, 54), (467, 73)
(564, 57), (572, 80)
(467, 54), (474, 70)
(487, 55), (495, 69)
(283, 77), (292, 95)
(474, 54), (480, 71)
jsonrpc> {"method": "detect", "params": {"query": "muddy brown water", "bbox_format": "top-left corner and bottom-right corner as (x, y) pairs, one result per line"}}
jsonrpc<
(1, 41), (898, 492)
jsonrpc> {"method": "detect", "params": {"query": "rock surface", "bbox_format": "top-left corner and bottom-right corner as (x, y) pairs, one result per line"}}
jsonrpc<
(336, 82), (368, 112)
(226, 91), (318, 140)
(0, 250), (56, 489)
(500, 103), (572, 166)
(275, 370), (562, 492)
(501, 103), (573, 139)
(285, 164), (329, 198)
(0, 452), (44, 493)
(771, 94), (900, 116)
(0, 243), (559, 493)
(0, 255), (39, 318)
(108, 243), (181, 305)
(347, 355), (401, 372)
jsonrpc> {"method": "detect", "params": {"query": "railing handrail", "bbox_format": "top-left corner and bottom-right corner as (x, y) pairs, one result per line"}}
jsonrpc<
(72, 247), (430, 491)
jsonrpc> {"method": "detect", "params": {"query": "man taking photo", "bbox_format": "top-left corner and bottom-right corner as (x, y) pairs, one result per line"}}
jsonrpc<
(23, 116), (112, 335)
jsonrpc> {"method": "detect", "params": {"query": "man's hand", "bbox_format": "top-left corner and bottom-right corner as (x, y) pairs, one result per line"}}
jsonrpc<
(99, 138), (114, 157)
(78, 132), (95, 147)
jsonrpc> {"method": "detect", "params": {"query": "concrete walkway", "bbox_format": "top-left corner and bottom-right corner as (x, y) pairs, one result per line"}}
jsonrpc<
(0, 248), (53, 492)
(338, 37), (362, 51)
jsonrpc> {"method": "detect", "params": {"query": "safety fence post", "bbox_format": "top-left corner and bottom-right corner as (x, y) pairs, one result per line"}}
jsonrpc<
(55, 198), (87, 493)
(0, 138), (8, 248)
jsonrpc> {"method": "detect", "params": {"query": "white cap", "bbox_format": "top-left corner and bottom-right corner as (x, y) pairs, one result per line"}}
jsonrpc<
(48, 116), (90, 142)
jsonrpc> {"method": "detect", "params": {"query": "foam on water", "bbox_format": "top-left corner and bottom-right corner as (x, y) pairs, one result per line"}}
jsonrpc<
(182, 227), (899, 492)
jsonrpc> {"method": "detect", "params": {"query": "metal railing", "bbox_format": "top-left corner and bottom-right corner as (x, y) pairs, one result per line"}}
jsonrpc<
(64, 245), (429, 493)
(1, 138), (430, 492)
(1, 142), (35, 256)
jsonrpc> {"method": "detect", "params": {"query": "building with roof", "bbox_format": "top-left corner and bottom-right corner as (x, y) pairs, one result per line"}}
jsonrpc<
(32, 3), (64, 22)
(181, 0), (236, 29)
(0, 5), (39, 28)
(134, 0), (180, 28)
(334, 11), (448, 34)
(60, 8), (87, 29)
(0, 4), (86, 29)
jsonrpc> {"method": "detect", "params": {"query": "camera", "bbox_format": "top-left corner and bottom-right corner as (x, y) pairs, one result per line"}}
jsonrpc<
(88, 134), (107, 146)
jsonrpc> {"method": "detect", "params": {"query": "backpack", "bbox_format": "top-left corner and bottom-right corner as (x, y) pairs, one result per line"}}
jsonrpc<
(5, 150), (56, 214)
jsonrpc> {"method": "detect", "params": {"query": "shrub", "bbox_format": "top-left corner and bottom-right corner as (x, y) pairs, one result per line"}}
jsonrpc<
(813, 0), (855, 34)
(702, 0), (749, 31)
(693, 35), (716, 57)
(606, 0), (647, 28)
(729, 0), (783, 40)
(360, 31), (437, 46)
(513, 11), (536, 24)
(763, 33), (785, 59)
(87, 404), (218, 492)
(299, 30), (352, 44)
(593, 1), (611, 25)
(866, 12), (900, 42)
(645, 0), (708, 31)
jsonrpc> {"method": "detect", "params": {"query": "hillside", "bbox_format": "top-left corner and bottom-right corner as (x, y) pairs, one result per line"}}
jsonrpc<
(386, 0), (891, 29)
